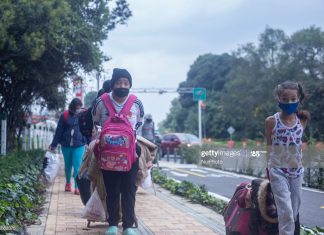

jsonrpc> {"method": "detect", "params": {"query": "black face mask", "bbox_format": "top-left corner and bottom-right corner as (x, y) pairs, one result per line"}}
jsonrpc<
(114, 88), (129, 98)
(146, 119), (152, 123)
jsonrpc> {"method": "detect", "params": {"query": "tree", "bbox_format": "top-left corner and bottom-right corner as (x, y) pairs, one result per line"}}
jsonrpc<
(0, 0), (132, 150)
(288, 26), (324, 139)
(258, 26), (288, 68)
(161, 26), (324, 141)
(162, 53), (235, 137)
(162, 98), (188, 132)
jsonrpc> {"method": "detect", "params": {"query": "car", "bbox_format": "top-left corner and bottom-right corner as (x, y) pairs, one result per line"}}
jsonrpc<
(160, 133), (200, 156)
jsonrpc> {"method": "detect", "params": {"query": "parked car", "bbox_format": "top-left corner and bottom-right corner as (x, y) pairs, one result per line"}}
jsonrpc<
(161, 133), (200, 156)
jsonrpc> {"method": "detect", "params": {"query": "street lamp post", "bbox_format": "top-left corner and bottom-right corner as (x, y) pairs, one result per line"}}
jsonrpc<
(1, 112), (7, 156)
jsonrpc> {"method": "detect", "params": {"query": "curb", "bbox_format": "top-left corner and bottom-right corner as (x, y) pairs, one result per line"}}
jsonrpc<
(26, 181), (54, 235)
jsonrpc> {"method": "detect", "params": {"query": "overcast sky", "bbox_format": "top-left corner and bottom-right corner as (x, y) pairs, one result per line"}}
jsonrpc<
(89, 0), (324, 127)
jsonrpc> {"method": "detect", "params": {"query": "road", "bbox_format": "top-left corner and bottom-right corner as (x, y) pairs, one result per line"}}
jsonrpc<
(158, 160), (324, 228)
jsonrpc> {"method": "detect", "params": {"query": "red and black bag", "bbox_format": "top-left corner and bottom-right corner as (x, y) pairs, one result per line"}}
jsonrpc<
(223, 181), (254, 235)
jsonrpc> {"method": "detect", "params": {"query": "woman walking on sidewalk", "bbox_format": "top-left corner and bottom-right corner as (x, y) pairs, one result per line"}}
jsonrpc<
(50, 98), (88, 195)
(265, 81), (310, 235)
(93, 68), (144, 235)
(141, 114), (155, 142)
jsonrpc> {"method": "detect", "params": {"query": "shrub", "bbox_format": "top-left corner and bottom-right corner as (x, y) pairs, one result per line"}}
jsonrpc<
(179, 144), (201, 164)
(152, 169), (227, 214)
(300, 225), (324, 234)
(0, 150), (46, 233)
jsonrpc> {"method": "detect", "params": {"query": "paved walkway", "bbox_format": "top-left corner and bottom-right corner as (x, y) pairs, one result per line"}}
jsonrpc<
(27, 157), (223, 235)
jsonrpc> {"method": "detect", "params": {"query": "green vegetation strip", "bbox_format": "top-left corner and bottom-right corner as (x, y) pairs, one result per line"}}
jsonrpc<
(301, 225), (324, 235)
(0, 150), (46, 234)
(152, 169), (227, 214)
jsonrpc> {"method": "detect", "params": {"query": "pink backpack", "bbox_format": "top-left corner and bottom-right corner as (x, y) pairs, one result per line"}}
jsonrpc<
(96, 93), (137, 171)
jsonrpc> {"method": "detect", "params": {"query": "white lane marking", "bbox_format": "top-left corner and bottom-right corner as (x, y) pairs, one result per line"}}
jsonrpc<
(190, 169), (209, 174)
(170, 171), (188, 177)
(163, 168), (171, 172)
(162, 165), (324, 194)
(173, 168), (206, 177)
(201, 167), (256, 180)
(208, 173), (237, 178)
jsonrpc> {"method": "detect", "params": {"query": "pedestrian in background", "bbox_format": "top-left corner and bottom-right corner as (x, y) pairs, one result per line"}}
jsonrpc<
(141, 114), (155, 143)
(50, 98), (88, 195)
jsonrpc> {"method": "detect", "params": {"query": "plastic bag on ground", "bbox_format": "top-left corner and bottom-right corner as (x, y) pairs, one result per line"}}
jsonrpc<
(43, 151), (61, 184)
(141, 168), (152, 189)
(81, 188), (106, 222)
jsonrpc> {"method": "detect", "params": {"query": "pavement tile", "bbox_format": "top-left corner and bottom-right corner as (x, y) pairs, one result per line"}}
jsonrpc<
(28, 156), (221, 234)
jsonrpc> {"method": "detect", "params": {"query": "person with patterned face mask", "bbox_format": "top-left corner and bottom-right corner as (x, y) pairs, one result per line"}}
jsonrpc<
(49, 98), (88, 195)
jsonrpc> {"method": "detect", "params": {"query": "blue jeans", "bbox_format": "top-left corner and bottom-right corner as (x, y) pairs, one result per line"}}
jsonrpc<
(61, 145), (85, 189)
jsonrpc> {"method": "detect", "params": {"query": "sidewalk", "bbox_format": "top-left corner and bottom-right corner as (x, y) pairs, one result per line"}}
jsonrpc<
(27, 157), (223, 235)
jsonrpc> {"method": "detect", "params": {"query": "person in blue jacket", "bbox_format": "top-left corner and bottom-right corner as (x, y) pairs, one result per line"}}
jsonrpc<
(50, 98), (89, 195)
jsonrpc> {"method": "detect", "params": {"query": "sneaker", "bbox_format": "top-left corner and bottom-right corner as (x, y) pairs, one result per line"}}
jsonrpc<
(74, 188), (80, 195)
(65, 183), (71, 192)
(105, 226), (118, 235)
(122, 228), (138, 235)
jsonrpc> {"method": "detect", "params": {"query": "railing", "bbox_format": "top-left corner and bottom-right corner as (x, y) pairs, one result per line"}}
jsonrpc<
(159, 147), (186, 164)
(0, 122), (55, 155)
(21, 124), (54, 151)
(157, 145), (324, 189)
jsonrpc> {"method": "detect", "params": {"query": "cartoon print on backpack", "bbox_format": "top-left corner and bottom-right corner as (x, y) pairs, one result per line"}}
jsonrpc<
(92, 68), (144, 235)
(95, 93), (137, 172)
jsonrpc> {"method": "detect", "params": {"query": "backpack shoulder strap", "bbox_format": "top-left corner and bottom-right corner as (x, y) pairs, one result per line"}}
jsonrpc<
(63, 110), (69, 125)
(100, 93), (116, 116)
(120, 94), (137, 116)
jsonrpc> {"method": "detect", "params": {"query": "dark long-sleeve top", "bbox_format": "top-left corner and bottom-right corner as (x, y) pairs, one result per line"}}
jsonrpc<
(51, 111), (89, 148)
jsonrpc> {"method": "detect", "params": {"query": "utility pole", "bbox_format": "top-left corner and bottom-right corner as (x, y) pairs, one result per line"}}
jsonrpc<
(1, 112), (7, 156)
(130, 87), (193, 94)
(193, 88), (206, 145)
(198, 100), (202, 144)
(96, 72), (100, 91)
